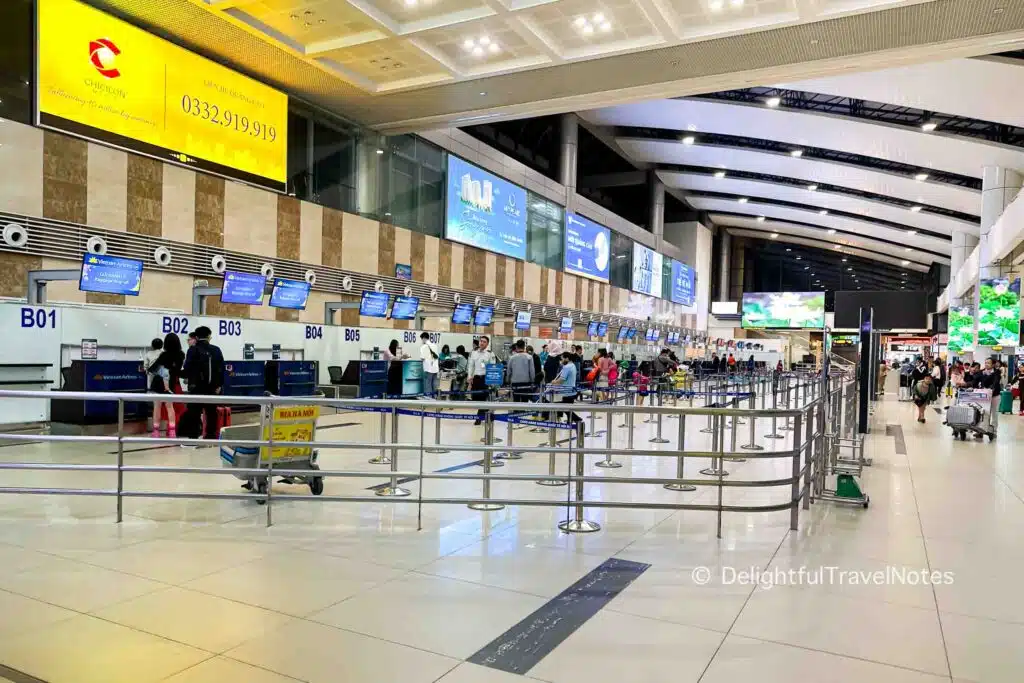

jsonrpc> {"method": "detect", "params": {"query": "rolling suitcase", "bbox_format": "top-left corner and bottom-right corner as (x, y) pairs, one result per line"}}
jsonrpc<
(201, 406), (232, 439)
(999, 390), (1014, 414)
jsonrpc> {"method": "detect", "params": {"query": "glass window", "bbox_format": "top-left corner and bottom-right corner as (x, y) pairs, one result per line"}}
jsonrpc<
(0, 0), (33, 125)
(662, 258), (673, 302)
(311, 120), (358, 214)
(526, 192), (563, 270)
(380, 135), (444, 237)
(610, 232), (632, 289)
(286, 112), (310, 200)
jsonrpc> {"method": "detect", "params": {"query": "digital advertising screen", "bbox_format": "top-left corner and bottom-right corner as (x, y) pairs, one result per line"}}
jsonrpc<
(631, 243), (663, 298)
(596, 322), (608, 337)
(652, 329), (662, 342)
(473, 306), (494, 326)
(390, 295), (419, 321)
(645, 328), (656, 342)
(445, 156), (527, 260)
(360, 291), (390, 318)
(268, 278), (310, 310)
(670, 260), (695, 306)
(220, 271), (266, 305)
(948, 306), (975, 354)
(560, 316), (574, 334)
(741, 292), (826, 329)
(586, 321), (599, 337)
(452, 303), (474, 325)
(515, 310), (532, 331)
(978, 278), (1020, 346)
(37, 0), (288, 191)
(564, 213), (611, 282)
(617, 326), (629, 340)
(78, 254), (143, 296)
(626, 328), (637, 339)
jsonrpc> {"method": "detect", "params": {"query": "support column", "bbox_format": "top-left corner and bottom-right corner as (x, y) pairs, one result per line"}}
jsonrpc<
(355, 136), (382, 216)
(648, 171), (665, 241)
(948, 229), (977, 307)
(717, 230), (731, 301)
(559, 114), (578, 213)
(973, 166), (1022, 348)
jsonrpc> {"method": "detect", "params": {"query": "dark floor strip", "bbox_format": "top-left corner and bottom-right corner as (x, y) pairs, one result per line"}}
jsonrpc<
(365, 458), (484, 491)
(885, 424), (907, 455)
(933, 407), (941, 414)
(468, 557), (650, 675)
(0, 663), (48, 683)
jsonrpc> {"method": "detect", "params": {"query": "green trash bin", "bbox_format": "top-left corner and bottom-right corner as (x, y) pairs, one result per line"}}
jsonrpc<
(999, 389), (1014, 414)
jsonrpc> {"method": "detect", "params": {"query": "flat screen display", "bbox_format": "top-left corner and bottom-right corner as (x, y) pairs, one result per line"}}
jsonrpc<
(269, 278), (310, 310)
(473, 306), (494, 326)
(586, 321), (599, 337)
(452, 303), (474, 325)
(645, 328), (656, 342)
(741, 292), (826, 329)
(560, 316), (574, 334)
(564, 212), (611, 282)
(596, 322), (608, 337)
(617, 326), (629, 340)
(445, 155), (527, 260)
(390, 295), (419, 321)
(652, 329), (661, 342)
(834, 291), (928, 330)
(78, 253), (143, 296)
(515, 310), (532, 331)
(978, 278), (1020, 346)
(632, 243), (663, 298)
(948, 306), (974, 354)
(360, 291), (390, 318)
(670, 260), (695, 306)
(220, 271), (266, 305)
(37, 0), (288, 191)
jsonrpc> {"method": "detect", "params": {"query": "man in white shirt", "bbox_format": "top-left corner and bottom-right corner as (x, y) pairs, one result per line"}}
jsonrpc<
(468, 335), (497, 424)
(419, 332), (440, 396)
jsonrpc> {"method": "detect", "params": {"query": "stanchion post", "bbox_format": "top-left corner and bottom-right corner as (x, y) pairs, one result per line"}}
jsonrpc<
(650, 392), (669, 443)
(700, 410), (729, 477)
(376, 407), (411, 497)
(664, 410), (695, 492)
(369, 410), (391, 464)
(789, 411), (804, 530)
(742, 385), (764, 451)
(425, 408), (450, 454)
(469, 415), (504, 510)
(715, 414), (725, 539)
(116, 398), (124, 523)
(265, 400), (275, 526)
(596, 402), (622, 469)
(537, 406), (567, 486)
(803, 404), (814, 511)
(558, 422), (600, 533)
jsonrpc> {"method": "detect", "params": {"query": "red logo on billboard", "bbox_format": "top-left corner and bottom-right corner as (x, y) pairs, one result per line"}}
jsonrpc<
(89, 38), (121, 78)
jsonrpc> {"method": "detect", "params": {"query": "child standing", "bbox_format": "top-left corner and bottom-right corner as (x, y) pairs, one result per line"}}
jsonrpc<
(144, 338), (171, 438)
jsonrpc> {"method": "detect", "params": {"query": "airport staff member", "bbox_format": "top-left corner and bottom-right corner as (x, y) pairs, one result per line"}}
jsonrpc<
(470, 335), (497, 425)
(419, 332), (440, 396)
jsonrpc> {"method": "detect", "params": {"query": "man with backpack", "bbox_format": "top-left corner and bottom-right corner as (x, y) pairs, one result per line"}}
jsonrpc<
(180, 325), (225, 441)
(419, 332), (440, 396)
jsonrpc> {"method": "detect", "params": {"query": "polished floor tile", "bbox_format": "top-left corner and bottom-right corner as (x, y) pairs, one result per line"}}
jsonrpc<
(435, 661), (541, 683)
(0, 554), (164, 612)
(162, 656), (303, 683)
(941, 611), (1024, 683)
(0, 588), (78, 636)
(86, 537), (280, 584)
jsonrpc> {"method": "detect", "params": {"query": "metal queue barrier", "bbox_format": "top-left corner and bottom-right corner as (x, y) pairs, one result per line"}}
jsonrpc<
(0, 374), (852, 537)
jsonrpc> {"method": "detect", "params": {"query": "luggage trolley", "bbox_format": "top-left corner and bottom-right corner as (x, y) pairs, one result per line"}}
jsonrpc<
(219, 400), (324, 501)
(945, 388), (996, 441)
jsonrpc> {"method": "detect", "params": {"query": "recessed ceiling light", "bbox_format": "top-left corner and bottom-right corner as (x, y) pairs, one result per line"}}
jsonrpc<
(921, 122), (938, 132)
(479, 91), (487, 96)
(682, 136), (695, 145)
(819, 209), (828, 215)
(910, 205), (922, 212)
(907, 229), (917, 236)
(600, 21), (612, 31)
(760, 217), (768, 223)
(827, 228), (836, 234)
(593, 12), (605, 22)
(847, 267), (853, 271)
(582, 24), (594, 34)
(479, 35), (490, 45)
(730, 0), (744, 6)
(709, 0), (725, 11)
(376, 148), (384, 155)
(472, 46), (484, 56)
(714, 170), (726, 178)
(901, 259), (910, 265)
(842, 258), (848, 262)
(790, 149), (804, 158)
(804, 266), (809, 270)
(463, 38), (475, 49)
(738, 197), (748, 203)
(904, 247), (912, 252)
(489, 43), (500, 53)
(796, 256), (801, 260)
(833, 245), (842, 250)
(786, 248), (792, 252)
(573, 16), (587, 27)
(807, 184), (818, 191)
(765, 96), (781, 107)
(915, 173), (929, 181)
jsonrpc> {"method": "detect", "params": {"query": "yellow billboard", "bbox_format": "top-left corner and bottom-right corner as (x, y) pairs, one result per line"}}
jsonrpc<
(37, 0), (288, 191)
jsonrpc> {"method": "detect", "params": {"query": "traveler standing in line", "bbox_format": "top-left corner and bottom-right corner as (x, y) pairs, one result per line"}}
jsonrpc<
(1009, 361), (1024, 415)
(419, 332), (440, 397)
(505, 340), (535, 408)
(877, 359), (889, 396)
(144, 338), (170, 438)
(549, 351), (582, 424)
(148, 334), (186, 439)
(539, 345), (549, 367)
(439, 344), (451, 364)
(526, 344), (543, 392)
(180, 326), (225, 441)
(595, 348), (613, 400)
(382, 339), (407, 397)
(452, 345), (469, 398)
(470, 335), (497, 425)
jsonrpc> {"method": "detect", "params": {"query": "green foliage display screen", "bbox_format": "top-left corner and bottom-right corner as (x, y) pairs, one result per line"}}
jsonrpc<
(947, 306), (974, 354)
(978, 278), (1020, 347)
(741, 292), (826, 329)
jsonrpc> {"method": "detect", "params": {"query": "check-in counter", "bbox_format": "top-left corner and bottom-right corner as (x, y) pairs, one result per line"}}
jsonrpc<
(51, 360), (148, 423)
(0, 363), (55, 424)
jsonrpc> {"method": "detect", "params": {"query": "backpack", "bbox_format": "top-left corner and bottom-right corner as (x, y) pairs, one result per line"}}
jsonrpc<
(189, 344), (214, 388)
(608, 365), (618, 384)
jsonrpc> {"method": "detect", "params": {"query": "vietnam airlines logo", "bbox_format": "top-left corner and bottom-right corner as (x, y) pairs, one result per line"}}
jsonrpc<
(89, 38), (121, 79)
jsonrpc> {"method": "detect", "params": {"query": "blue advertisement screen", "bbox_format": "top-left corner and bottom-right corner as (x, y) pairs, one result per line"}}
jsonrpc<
(445, 155), (527, 260)
(645, 328), (656, 341)
(617, 326), (629, 340)
(269, 278), (310, 310)
(586, 321), (599, 337)
(473, 306), (494, 326)
(596, 322), (608, 337)
(515, 310), (532, 330)
(670, 260), (696, 306)
(221, 271), (266, 305)
(632, 243), (663, 298)
(360, 291), (390, 318)
(390, 295), (419, 320)
(452, 303), (474, 324)
(79, 254), (143, 296)
(559, 316), (573, 334)
(564, 213), (611, 282)
(626, 328), (637, 339)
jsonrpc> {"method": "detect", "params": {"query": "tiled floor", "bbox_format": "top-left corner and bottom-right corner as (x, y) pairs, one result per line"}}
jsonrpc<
(0, 382), (1020, 682)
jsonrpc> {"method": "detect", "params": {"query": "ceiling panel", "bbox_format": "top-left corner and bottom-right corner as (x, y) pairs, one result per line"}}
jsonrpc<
(617, 138), (981, 214)
(661, 172), (977, 236)
(688, 196), (951, 255)
(777, 56), (1024, 129)
(583, 98), (1024, 178)
(722, 225), (931, 272)
(521, 0), (665, 59)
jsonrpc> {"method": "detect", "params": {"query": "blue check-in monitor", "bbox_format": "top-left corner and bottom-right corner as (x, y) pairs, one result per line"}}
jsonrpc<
(79, 254), (143, 296)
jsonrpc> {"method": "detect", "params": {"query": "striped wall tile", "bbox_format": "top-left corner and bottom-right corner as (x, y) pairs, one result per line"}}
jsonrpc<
(0, 121), (43, 216)
(87, 142), (127, 232)
(439, 240), (452, 287)
(424, 235), (439, 285)
(224, 181), (276, 258)
(484, 252), (496, 295)
(377, 223), (395, 276)
(495, 256), (507, 297)
(449, 244), (464, 289)
(555, 271), (563, 305)
(539, 265), (548, 303)
(322, 207), (344, 269)
(125, 154), (162, 237)
(514, 259), (524, 298)
(341, 215), (379, 272)
(194, 174), (225, 248)
(299, 201), (323, 266)
(42, 131), (87, 224)
(504, 257), (515, 297)
(161, 164), (195, 243)
(410, 232), (426, 281)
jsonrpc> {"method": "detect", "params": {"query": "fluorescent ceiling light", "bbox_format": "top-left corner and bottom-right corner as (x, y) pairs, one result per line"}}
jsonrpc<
(921, 122), (938, 132)
(910, 206), (922, 212)
(765, 96), (781, 107)
(759, 217), (768, 223)
(738, 197), (748, 203)
(907, 230), (917, 236)
(714, 171), (726, 178)
(819, 209), (828, 215)
(901, 259), (910, 265)
(682, 136), (695, 145)
(827, 228), (836, 234)
(807, 184), (818, 191)
(915, 173), (929, 181)
(790, 149), (804, 158)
